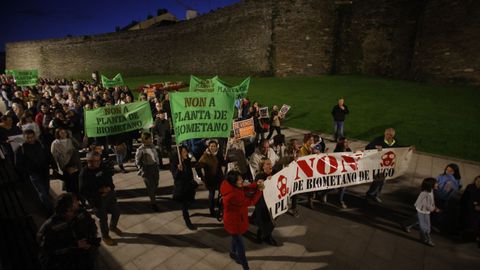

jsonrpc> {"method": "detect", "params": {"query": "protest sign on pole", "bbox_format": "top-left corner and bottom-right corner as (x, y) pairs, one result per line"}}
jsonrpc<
(7, 70), (38, 86)
(212, 77), (250, 99)
(232, 118), (256, 139)
(170, 91), (235, 143)
(278, 104), (291, 118)
(101, 73), (125, 88)
(84, 101), (153, 137)
(189, 75), (218, 92)
(5, 70), (15, 76)
(263, 148), (413, 218)
(259, 107), (269, 119)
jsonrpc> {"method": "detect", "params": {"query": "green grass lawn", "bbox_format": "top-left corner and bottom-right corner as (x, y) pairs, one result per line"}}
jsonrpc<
(125, 75), (480, 162)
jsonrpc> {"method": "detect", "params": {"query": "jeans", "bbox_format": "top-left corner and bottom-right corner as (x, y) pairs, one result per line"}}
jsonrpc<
(418, 212), (432, 242)
(366, 178), (385, 197)
(96, 191), (121, 237)
(231, 235), (249, 269)
(333, 121), (344, 140)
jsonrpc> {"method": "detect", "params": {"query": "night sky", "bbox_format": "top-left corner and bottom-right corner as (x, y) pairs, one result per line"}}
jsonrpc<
(0, 0), (240, 51)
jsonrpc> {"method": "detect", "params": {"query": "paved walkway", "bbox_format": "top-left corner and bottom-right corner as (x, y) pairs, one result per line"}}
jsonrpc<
(48, 127), (480, 270)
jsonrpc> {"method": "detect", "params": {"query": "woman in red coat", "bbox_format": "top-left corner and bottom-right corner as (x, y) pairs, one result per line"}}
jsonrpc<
(220, 170), (264, 270)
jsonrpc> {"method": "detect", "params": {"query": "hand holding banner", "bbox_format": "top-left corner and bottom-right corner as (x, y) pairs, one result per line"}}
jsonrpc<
(84, 101), (153, 137)
(278, 104), (291, 118)
(189, 75), (218, 92)
(259, 107), (269, 119)
(232, 118), (256, 139)
(264, 148), (413, 218)
(6, 70), (38, 86)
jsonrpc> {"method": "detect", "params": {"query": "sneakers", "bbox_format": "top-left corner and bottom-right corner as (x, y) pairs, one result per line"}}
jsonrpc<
(186, 223), (197, 231)
(110, 227), (124, 236)
(340, 201), (348, 209)
(265, 237), (278, 246)
(365, 194), (382, 203)
(102, 236), (117, 246)
(424, 240), (435, 247)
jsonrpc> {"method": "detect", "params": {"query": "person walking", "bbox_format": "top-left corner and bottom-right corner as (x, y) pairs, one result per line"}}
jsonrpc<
(405, 178), (440, 247)
(196, 140), (224, 216)
(171, 146), (198, 230)
(220, 170), (264, 270)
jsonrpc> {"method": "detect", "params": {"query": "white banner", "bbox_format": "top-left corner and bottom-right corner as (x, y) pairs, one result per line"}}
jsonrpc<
(263, 147), (413, 218)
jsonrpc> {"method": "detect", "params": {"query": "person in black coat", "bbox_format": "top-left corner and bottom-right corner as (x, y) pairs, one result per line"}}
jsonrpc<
(365, 127), (401, 203)
(171, 146), (198, 230)
(15, 129), (54, 213)
(252, 157), (278, 246)
(79, 151), (121, 246)
(37, 193), (98, 270)
(460, 175), (480, 247)
(331, 98), (349, 141)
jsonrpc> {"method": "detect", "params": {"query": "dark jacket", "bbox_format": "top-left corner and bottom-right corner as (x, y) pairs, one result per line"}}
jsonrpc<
(171, 158), (197, 202)
(220, 180), (262, 235)
(365, 136), (401, 150)
(253, 172), (275, 236)
(460, 183), (480, 230)
(331, 104), (349, 122)
(37, 209), (97, 270)
(196, 150), (225, 190)
(16, 141), (52, 174)
(79, 165), (115, 207)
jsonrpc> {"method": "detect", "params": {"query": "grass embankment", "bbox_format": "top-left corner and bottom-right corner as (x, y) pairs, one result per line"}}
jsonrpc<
(125, 75), (480, 162)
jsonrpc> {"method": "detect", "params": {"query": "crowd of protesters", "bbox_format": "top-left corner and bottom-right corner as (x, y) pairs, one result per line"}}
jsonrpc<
(0, 73), (479, 270)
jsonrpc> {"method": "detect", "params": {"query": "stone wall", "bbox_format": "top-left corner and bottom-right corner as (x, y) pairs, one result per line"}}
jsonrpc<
(412, 0), (480, 84)
(332, 0), (422, 78)
(6, 0), (273, 78)
(272, 0), (336, 76)
(5, 0), (480, 85)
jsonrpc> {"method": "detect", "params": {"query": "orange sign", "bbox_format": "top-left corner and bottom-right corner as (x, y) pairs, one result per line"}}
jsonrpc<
(233, 118), (256, 139)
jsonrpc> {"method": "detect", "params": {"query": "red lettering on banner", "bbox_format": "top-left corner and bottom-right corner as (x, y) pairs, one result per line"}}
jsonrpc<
(316, 156), (338, 175)
(340, 155), (358, 173)
(295, 158), (315, 180)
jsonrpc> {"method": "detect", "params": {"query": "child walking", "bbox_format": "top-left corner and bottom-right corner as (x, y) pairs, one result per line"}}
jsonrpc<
(406, 177), (440, 246)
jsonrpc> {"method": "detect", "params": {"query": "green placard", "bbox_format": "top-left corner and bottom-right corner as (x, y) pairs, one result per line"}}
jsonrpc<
(170, 91), (235, 143)
(84, 101), (153, 137)
(212, 77), (250, 99)
(188, 75), (218, 92)
(7, 70), (38, 86)
(101, 73), (125, 88)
